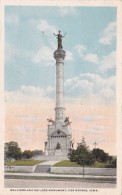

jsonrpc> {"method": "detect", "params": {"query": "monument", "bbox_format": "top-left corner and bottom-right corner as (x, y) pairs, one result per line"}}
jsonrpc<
(44, 31), (74, 159)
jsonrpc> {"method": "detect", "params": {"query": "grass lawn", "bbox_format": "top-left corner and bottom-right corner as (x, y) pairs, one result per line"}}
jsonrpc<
(5, 160), (46, 166)
(53, 160), (81, 167)
(93, 162), (116, 168)
(53, 160), (115, 168)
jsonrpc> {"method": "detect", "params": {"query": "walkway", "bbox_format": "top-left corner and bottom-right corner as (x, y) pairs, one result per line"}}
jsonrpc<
(5, 172), (116, 180)
(5, 178), (116, 188)
(34, 161), (59, 173)
(37, 161), (59, 166)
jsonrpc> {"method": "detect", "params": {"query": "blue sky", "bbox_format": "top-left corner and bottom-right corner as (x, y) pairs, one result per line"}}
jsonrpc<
(5, 6), (116, 103)
(4, 6), (117, 153)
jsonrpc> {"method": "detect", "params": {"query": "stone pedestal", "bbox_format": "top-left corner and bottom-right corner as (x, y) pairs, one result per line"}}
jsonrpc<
(46, 120), (72, 157)
(55, 149), (62, 156)
(44, 149), (48, 156)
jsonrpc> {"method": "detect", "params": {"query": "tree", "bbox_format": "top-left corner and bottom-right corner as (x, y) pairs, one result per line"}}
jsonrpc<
(22, 150), (33, 159)
(68, 137), (95, 178)
(68, 149), (78, 162)
(112, 158), (117, 167)
(32, 150), (43, 156)
(108, 155), (113, 164)
(92, 148), (109, 163)
(5, 141), (22, 160)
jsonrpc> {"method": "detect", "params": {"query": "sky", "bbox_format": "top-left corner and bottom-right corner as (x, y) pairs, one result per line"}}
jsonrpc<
(5, 6), (116, 155)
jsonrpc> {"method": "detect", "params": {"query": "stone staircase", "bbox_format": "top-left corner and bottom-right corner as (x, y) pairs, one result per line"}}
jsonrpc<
(34, 165), (50, 173)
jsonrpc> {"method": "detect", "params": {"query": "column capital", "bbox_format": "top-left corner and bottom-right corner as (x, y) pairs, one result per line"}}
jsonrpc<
(54, 49), (66, 60)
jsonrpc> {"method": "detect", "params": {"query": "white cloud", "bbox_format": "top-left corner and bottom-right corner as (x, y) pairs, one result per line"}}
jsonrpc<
(10, 125), (47, 148)
(84, 53), (98, 64)
(5, 85), (54, 103)
(106, 76), (116, 89)
(30, 19), (58, 49)
(31, 19), (73, 62)
(99, 21), (116, 45)
(46, 86), (54, 94)
(33, 46), (73, 65)
(79, 73), (107, 92)
(84, 125), (106, 134)
(5, 13), (19, 25)
(82, 115), (103, 122)
(16, 115), (42, 123)
(5, 41), (33, 64)
(35, 19), (57, 34)
(65, 75), (93, 98)
(75, 44), (98, 64)
(73, 79), (93, 94)
(65, 77), (79, 85)
(65, 50), (73, 61)
(74, 45), (86, 58)
(58, 7), (76, 16)
(21, 85), (45, 96)
(5, 73), (114, 105)
(64, 73), (115, 104)
(5, 42), (19, 64)
(65, 76), (93, 95)
(75, 44), (116, 72)
(88, 137), (105, 147)
(32, 46), (54, 66)
(99, 51), (116, 72)
(98, 88), (115, 99)
(12, 125), (42, 135)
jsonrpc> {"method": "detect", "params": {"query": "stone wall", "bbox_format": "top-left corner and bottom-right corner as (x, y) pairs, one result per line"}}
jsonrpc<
(4, 165), (37, 173)
(51, 167), (116, 176)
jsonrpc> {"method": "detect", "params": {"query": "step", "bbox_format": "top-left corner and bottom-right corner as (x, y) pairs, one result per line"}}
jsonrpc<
(34, 165), (50, 173)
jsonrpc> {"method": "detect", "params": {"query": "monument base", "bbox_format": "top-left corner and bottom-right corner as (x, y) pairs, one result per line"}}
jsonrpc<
(46, 120), (72, 157)
(55, 149), (62, 156)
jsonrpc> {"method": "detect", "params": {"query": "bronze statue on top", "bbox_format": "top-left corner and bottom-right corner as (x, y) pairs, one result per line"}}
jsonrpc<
(53, 30), (66, 49)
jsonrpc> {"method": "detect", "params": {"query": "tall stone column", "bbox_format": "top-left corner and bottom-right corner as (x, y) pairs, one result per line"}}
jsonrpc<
(54, 49), (66, 121)
(45, 31), (73, 158)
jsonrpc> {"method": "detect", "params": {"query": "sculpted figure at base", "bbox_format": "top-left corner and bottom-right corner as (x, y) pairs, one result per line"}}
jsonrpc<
(64, 116), (69, 123)
(70, 139), (74, 149)
(44, 141), (48, 149)
(47, 118), (55, 125)
(53, 30), (66, 49)
(64, 116), (72, 125)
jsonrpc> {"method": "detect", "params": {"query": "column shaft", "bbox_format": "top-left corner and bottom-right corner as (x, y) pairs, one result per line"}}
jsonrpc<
(56, 62), (64, 108)
(54, 49), (65, 121)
